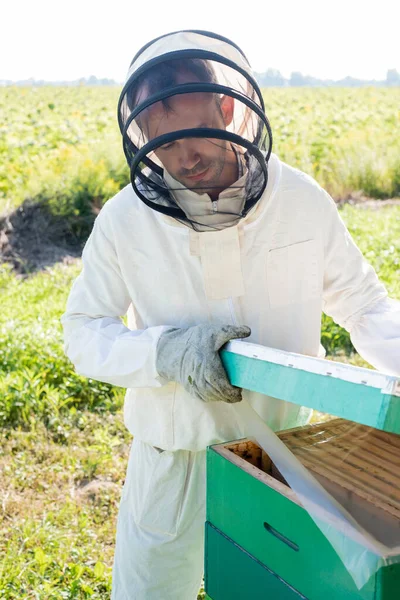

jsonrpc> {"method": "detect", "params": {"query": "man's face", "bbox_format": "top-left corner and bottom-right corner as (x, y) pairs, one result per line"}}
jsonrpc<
(139, 92), (237, 197)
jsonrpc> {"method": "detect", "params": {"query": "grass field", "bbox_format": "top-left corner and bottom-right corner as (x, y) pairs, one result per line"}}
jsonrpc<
(1, 86), (400, 217)
(1, 86), (400, 598)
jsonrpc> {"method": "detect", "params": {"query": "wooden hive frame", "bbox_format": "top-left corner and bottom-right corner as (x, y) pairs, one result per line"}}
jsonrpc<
(223, 420), (400, 550)
(277, 419), (400, 522)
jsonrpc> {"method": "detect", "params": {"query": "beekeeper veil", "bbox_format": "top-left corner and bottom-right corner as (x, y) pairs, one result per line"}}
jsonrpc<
(118, 30), (273, 231)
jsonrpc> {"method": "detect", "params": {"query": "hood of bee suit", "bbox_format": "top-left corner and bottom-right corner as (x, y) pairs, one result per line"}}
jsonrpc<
(117, 29), (273, 232)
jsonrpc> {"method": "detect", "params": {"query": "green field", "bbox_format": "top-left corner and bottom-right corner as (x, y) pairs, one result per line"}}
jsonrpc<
(1, 86), (400, 217)
(1, 86), (400, 598)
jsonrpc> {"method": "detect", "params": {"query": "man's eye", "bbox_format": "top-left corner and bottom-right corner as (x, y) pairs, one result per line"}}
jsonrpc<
(160, 142), (175, 150)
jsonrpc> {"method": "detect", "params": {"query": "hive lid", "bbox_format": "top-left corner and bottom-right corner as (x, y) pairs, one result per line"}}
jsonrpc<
(221, 341), (400, 434)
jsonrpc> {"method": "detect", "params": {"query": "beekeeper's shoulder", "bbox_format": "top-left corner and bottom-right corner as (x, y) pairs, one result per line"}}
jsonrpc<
(277, 158), (334, 217)
(92, 183), (149, 240)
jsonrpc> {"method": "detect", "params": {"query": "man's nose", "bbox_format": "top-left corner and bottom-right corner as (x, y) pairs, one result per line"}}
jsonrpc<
(180, 141), (201, 171)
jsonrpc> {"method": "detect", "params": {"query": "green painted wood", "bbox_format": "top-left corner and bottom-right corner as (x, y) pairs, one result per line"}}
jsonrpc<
(207, 446), (379, 600)
(220, 349), (400, 434)
(205, 522), (305, 600)
(381, 396), (400, 435)
(375, 563), (400, 598)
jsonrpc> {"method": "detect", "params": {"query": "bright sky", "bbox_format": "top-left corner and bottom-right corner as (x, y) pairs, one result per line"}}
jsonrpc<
(3, 0), (399, 82)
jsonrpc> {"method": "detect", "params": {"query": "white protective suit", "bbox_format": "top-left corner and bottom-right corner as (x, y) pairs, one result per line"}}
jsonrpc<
(61, 31), (400, 600)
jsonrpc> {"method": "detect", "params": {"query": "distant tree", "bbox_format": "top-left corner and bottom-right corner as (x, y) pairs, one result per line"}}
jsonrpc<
(289, 72), (308, 86)
(266, 69), (286, 86)
(87, 75), (99, 85)
(386, 69), (400, 86)
(336, 76), (363, 87)
(255, 69), (287, 86)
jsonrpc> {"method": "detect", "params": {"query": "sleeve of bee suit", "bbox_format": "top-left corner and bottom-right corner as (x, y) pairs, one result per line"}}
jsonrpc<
(60, 216), (171, 389)
(348, 297), (400, 376)
(320, 191), (400, 376)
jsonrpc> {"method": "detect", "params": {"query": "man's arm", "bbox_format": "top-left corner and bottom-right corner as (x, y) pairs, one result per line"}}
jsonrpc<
(61, 216), (171, 388)
(321, 192), (400, 375)
(349, 298), (400, 375)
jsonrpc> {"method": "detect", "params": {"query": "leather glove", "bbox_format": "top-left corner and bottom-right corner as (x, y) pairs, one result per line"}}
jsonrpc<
(156, 324), (251, 403)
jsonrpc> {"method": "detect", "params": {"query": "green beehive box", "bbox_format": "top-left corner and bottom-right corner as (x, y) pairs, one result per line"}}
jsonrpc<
(204, 342), (400, 600)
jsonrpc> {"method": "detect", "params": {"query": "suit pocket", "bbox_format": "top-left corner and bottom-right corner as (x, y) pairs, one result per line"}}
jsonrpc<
(267, 239), (320, 308)
(126, 439), (189, 537)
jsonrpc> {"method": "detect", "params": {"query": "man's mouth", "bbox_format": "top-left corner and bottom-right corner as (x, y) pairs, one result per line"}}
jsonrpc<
(185, 167), (210, 182)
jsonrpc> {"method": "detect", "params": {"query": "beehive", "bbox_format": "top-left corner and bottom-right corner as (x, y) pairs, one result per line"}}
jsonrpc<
(205, 343), (400, 600)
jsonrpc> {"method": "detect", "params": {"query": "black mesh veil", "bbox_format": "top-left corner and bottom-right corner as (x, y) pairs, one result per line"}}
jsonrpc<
(117, 30), (273, 230)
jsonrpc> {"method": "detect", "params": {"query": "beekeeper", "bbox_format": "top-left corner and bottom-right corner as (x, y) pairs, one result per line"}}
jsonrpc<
(61, 30), (400, 600)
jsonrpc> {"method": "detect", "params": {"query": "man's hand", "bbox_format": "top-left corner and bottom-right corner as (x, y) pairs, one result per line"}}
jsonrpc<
(156, 324), (251, 403)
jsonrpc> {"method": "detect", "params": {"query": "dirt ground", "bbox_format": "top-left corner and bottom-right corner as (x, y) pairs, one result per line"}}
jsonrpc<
(0, 200), (86, 275)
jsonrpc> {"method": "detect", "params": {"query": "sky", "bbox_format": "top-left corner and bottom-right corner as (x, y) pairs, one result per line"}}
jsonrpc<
(2, 0), (399, 82)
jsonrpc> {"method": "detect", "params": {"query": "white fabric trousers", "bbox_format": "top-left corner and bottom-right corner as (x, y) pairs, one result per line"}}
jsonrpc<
(111, 438), (207, 600)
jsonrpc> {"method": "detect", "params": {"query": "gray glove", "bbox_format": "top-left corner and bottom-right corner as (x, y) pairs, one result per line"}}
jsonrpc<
(156, 324), (251, 403)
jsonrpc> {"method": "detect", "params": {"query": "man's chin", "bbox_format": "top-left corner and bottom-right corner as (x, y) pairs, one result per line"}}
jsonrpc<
(185, 175), (219, 194)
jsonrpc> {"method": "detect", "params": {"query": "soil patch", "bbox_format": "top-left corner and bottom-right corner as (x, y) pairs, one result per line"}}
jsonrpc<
(0, 199), (96, 275)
